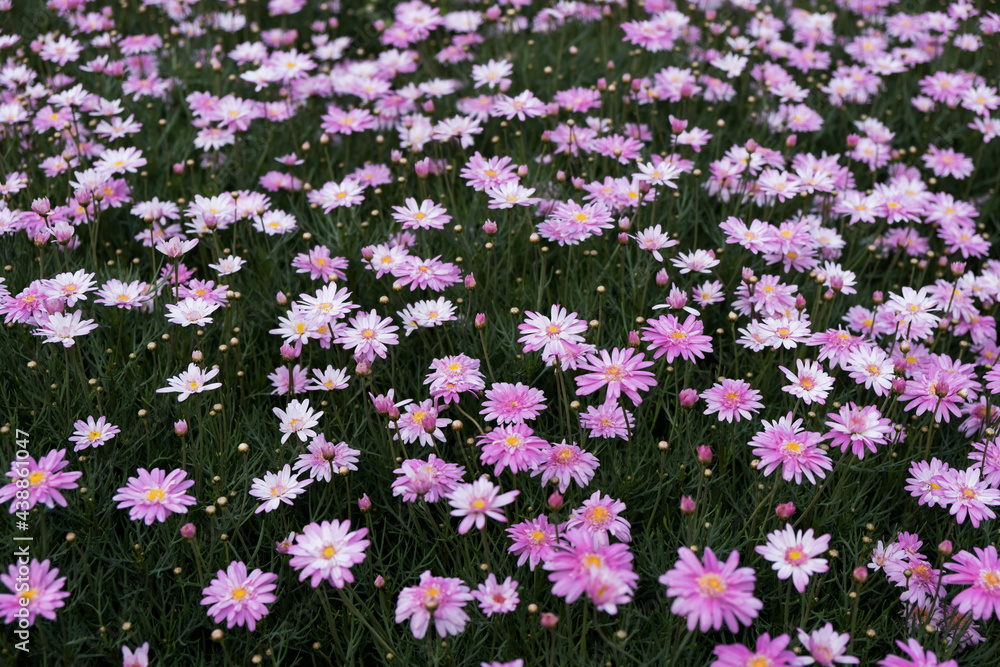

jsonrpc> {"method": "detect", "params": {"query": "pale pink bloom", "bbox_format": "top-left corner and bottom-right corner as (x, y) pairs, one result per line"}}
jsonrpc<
(200, 561), (278, 631)
(471, 574), (519, 617)
(755, 524), (831, 593)
(447, 479), (519, 534)
(156, 363), (222, 402)
(249, 464), (313, 514)
(287, 519), (370, 588)
(395, 571), (473, 639)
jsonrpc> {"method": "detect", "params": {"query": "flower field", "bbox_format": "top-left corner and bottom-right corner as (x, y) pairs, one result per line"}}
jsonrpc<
(1, 0), (1000, 664)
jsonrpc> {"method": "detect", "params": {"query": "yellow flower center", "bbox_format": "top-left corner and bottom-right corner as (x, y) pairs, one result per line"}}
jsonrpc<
(697, 573), (726, 598)
(323, 546), (337, 559)
(28, 471), (45, 486)
(146, 488), (165, 502)
(232, 588), (247, 600)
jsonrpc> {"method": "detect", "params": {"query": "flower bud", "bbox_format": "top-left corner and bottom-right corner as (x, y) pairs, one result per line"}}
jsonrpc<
(414, 157), (431, 178)
(355, 359), (372, 377)
(628, 331), (640, 348)
(540, 612), (559, 629)
(655, 269), (669, 287)
(276, 291), (288, 305)
(853, 566), (868, 583)
(358, 494), (372, 512)
(180, 523), (197, 539)
(618, 232), (629, 245)
(464, 273), (477, 290)
(482, 220), (497, 236)
(361, 245), (374, 261)
(374, 575), (385, 588)
(174, 419), (189, 436)
(618, 217), (631, 231)
(475, 313), (486, 329)
(775, 502), (796, 520)
(938, 540), (953, 557)
(872, 291), (883, 305)
(679, 388), (699, 408)
(680, 495), (696, 515)
(547, 491), (564, 511)
(276, 532), (296, 554)
(795, 294), (807, 310)
(280, 343), (300, 361)
(669, 115), (688, 134)
(192, 350), (204, 362)
(950, 261), (966, 277)
(892, 377), (907, 395)
(517, 165), (528, 178)
(696, 445), (712, 465)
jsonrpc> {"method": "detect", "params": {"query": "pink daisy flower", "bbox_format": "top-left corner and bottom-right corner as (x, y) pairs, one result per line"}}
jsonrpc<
(0, 558), (71, 626)
(702, 378), (765, 423)
(476, 424), (548, 476)
(564, 491), (631, 546)
(287, 519), (370, 588)
(935, 467), (1000, 528)
(335, 310), (400, 362)
(574, 347), (657, 405)
(641, 314), (713, 363)
(824, 403), (893, 459)
(506, 515), (558, 570)
(122, 642), (150, 667)
(659, 546), (762, 632)
(579, 401), (635, 440)
(942, 546), (1000, 621)
(69, 415), (120, 451)
(292, 435), (359, 482)
(532, 440), (599, 493)
(755, 524), (831, 593)
(391, 197), (451, 230)
(779, 359), (835, 406)
(447, 479), (519, 534)
(481, 382), (547, 424)
(517, 304), (588, 363)
(395, 571), (474, 639)
(750, 413), (832, 485)
(113, 468), (197, 525)
(200, 561), (278, 631)
(392, 455), (466, 503)
(877, 639), (958, 667)
(288, 519), (371, 588)
(543, 528), (637, 606)
(249, 464), (313, 514)
(391, 399), (449, 447)
(711, 633), (798, 667)
(796, 623), (859, 665)
(0, 448), (82, 513)
(471, 574), (519, 617)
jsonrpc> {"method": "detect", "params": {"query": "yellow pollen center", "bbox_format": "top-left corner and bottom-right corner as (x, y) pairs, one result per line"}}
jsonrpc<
(582, 554), (603, 568)
(146, 488), (165, 502)
(785, 441), (802, 453)
(323, 546), (336, 559)
(531, 530), (545, 541)
(28, 471), (45, 486)
(21, 589), (36, 601)
(232, 588), (247, 599)
(697, 573), (726, 597)
(89, 431), (102, 440)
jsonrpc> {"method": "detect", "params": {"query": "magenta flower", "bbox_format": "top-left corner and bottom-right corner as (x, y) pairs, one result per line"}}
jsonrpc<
(543, 528), (638, 607)
(0, 448), (82, 513)
(750, 413), (832, 485)
(392, 454), (466, 503)
(471, 574), (519, 617)
(112, 468), (197, 525)
(201, 561), (278, 631)
(564, 491), (631, 546)
(579, 401), (635, 440)
(755, 524), (831, 593)
(122, 642), (150, 667)
(824, 403), (892, 459)
(287, 520), (370, 589)
(702, 378), (764, 423)
(935, 467), (1000, 528)
(877, 639), (958, 667)
(447, 479), (519, 534)
(334, 309), (399, 362)
(395, 571), (473, 639)
(69, 415), (120, 451)
(641, 313), (713, 363)
(574, 347), (657, 405)
(796, 623), (858, 665)
(942, 546), (1000, 621)
(659, 546), (762, 633)
(711, 633), (798, 667)
(476, 424), (548, 476)
(481, 382), (547, 424)
(506, 515), (558, 571)
(0, 558), (71, 626)
(531, 440), (599, 493)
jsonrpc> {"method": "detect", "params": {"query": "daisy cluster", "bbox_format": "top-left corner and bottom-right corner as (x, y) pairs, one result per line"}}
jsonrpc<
(0, 0), (999, 664)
